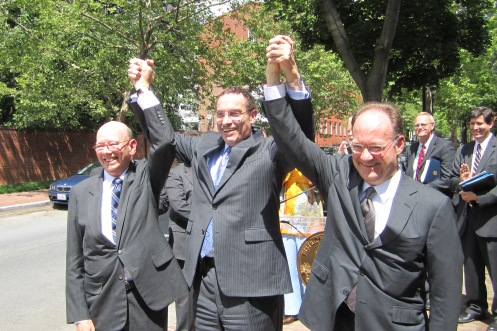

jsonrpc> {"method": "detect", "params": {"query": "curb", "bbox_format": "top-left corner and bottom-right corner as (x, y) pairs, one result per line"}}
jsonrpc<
(0, 200), (52, 215)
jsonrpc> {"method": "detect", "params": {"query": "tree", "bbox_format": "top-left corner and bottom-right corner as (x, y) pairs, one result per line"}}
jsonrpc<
(266, 0), (492, 103)
(0, 0), (233, 130)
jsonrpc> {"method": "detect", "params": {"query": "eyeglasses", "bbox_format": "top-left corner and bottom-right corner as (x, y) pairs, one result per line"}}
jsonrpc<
(215, 111), (248, 122)
(93, 140), (130, 152)
(414, 123), (433, 128)
(350, 139), (397, 156)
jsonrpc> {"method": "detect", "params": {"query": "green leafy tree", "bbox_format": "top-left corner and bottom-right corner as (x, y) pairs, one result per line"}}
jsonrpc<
(265, 0), (492, 103)
(0, 0), (233, 130)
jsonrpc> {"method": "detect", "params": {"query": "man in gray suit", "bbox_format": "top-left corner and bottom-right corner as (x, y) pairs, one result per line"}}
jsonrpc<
(165, 161), (194, 331)
(405, 112), (455, 195)
(449, 107), (497, 330)
(264, 97), (463, 330)
(66, 61), (187, 330)
(127, 35), (312, 330)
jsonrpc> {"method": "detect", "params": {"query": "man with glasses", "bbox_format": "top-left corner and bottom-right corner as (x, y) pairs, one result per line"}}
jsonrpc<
(405, 112), (455, 195)
(66, 60), (187, 330)
(449, 107), (497, 330)
(127, 35), (313, 330)
(263, 98), (463, 330)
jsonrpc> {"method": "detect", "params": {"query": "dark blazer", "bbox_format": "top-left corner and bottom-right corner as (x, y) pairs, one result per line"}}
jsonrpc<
(405, 135), (455, 195)
(165, 163), (193, 261)
(264, 97), (463, 331)
(449, 135), (497, 237)
(66, 101), (188, 329)
(137, 97), (313, 298)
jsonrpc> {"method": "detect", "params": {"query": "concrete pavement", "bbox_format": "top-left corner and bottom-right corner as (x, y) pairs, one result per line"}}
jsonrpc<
(1, 190), (494, 330)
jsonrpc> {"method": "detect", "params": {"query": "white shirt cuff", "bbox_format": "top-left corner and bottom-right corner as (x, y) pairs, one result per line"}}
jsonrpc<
(263, 83), (310, 101)
(130, 90), (161, 110)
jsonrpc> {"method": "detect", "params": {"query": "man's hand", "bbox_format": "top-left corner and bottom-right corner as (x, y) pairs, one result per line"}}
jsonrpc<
(266, 35), (300, 89)
(128, 58), (155, 90)
(76, 320), (95, 331)
(459, 163), (471, 182)
(460, 190), (478, 202)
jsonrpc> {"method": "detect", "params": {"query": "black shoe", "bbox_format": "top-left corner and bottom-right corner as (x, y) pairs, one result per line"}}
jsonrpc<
(487, 318), (497, 331)
(458, 312), (486, 324)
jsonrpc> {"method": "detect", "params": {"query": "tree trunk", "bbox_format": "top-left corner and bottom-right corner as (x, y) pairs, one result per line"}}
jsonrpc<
(319, 0), (401, 102)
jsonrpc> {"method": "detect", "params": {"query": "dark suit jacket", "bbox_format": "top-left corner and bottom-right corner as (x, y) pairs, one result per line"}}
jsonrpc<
(136, 97), (313, 298)
(165, 163), (193, 261)
(405, 135), (455, 195)
(66, 101), (188, 329)
(449, 135), (497, 237)
(264, 97), (463, 331)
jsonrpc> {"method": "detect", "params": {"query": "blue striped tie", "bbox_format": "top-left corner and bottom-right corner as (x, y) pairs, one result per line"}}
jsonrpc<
(111, 178), (123, 244)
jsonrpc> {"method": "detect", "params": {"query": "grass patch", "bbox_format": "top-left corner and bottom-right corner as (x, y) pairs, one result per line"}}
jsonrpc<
(0, 181), (51, 194)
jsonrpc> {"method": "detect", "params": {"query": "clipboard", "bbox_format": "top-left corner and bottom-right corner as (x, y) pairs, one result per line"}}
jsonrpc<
(459, 171), (497, 192)
(420, 159), (441, 184)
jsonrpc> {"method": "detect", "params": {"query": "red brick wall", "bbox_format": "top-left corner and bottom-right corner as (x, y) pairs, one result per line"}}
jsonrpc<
(0, 128), (147, 185)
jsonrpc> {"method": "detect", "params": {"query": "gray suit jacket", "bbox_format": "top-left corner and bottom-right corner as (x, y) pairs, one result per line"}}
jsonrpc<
(139, 97), (313, 298)
(449, 135), (497, 237)
(66, 101), (188, 329)
(405, 135), (455, 195)
(264, 97), (463, 331)
(166, 163), (193, 261)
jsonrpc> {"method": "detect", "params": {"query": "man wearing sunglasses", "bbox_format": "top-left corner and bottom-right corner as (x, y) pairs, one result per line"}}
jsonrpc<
(66, 61), (187, 330)
(264, 94), (463, 329)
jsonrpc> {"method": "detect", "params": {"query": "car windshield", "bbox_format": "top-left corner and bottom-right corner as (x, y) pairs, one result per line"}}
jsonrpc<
(78, 162), (101, 175)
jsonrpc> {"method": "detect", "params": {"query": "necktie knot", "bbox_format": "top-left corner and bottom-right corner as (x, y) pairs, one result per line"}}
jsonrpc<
(363, 186), (376, 201)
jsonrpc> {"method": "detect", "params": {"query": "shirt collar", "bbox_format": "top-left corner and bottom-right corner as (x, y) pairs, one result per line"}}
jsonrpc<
(362, 169), (401, 203)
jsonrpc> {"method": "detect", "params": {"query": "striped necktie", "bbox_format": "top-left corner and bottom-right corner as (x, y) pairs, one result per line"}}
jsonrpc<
(111, 178), (123, 244)
(415, 144), (426, 181)
(345, 186), (377, 312)
(472, 144), (482, 175)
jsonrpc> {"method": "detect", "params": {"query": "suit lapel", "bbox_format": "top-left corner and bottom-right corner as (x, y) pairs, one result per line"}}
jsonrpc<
(115, 162), (136, 246)
(87, 175), (114, 246)
(477, 135), (497, 172)
(347, 170), (369, 243)
(201, 138), (224, 195)
(370, 174), (417, 249)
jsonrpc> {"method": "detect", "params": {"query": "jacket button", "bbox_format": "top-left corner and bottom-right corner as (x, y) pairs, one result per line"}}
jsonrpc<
(212, 205), (217, 210)
(117, 250), (122, 255)
(119, 275), (123, 280)
(343, 289), (350, 295)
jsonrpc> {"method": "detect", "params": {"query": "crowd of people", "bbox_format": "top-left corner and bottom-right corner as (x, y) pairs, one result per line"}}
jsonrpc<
(65, 34), (497, 331)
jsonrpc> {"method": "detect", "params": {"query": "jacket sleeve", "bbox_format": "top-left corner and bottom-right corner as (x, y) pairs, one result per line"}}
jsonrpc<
(65, 190), (91, 323)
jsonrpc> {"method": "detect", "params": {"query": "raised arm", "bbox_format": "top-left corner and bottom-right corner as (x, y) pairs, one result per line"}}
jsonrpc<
(127, 58), (175, 199)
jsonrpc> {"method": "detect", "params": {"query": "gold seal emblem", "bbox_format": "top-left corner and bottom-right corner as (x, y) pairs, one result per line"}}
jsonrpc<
(433, 170), (438, 176)
(297, 231), (324, 285)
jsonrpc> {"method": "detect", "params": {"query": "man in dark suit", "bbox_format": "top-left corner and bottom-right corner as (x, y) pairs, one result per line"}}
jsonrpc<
(449, 107), (497, 330)
(165, 161), (194, 331)
(405, 112), (455, 195)
(264, 96), (463, 329)
(127, 35), (313, 330)
(66, 62), (187, 330)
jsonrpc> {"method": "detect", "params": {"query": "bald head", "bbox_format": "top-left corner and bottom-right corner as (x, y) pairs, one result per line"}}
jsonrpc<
(95, 121), (137, 177)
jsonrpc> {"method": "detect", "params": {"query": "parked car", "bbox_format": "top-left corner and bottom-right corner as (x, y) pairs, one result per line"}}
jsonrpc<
(48, 161), (101, 205)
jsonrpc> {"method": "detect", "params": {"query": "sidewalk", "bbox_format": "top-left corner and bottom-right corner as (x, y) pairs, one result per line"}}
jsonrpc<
(1, 191), (494, 330)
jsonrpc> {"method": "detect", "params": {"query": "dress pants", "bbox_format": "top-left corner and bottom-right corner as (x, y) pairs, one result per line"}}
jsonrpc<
(461, 219), (489, 316)
(192, 261), (284, 331)
(282, 234), (306, 316)
(174, 259), (194, 331)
